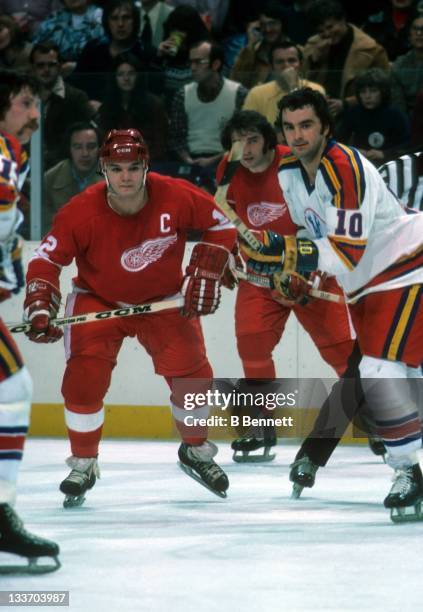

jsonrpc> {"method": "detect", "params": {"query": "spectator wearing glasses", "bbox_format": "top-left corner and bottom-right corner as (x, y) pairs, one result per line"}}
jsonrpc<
(30, 41), (93, 169)
(169, 39), (247, 190)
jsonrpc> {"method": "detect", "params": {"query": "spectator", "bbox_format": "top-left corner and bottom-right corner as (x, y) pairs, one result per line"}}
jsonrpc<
(361, 0), (420, 61)
(30, 41), (93, 169)
(230, 1), (286, 89)
(303, 0), (390, 116)
(32, 0), (103, 63)
(97, 52), (168, 161)
(336, 68), (410, 165)
(139, 0), (174, 49)
(157, 4), (210, 108)
(243, 40), (325, 127)
(168, 39), (247, 190)
(43, 122), (103, 232)
(411, 87), (423, 146)
(391, 14), (423, 114)
(0, 0), (61, 37)
(75, 0), (158, 103)
(0, 14), (31, 69)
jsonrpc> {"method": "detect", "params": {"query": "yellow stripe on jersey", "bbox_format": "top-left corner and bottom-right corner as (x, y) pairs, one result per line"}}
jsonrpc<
(279, 154), (298, 167)
(321, 158), (342, 207)
(387, 285), (420, 361)
(327, 239), (355, 270)
(0, 338), (20, 376)
(329, 235), (367, 246)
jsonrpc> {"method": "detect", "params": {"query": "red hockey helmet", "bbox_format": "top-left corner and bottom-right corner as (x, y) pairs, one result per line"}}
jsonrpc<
(99, 129), (149, 168)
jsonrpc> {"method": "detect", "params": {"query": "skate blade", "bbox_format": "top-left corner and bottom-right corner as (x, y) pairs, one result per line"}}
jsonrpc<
(178, 462), (227, 499)
(291, 483), (304, 499)
(390, 501), (423, 523)
(63, 493), (86, 508)
(0, 556), (61, 575)
(232, 449), (276, 463)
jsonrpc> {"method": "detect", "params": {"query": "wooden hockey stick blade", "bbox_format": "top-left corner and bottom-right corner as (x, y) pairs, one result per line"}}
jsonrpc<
(235, 270), (344, 304)
(7, 297), (184, 334)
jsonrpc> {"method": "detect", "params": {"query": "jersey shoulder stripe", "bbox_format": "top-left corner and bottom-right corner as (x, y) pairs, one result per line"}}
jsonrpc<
(321, 142), (366, 210)
(278, 154), (300, 171)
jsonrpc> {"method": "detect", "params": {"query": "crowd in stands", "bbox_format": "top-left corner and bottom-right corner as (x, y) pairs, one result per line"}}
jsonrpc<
(0, 0), (422, 233)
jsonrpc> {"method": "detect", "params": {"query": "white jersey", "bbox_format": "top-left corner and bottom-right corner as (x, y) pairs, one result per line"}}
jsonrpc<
(278, 140), (423, 301)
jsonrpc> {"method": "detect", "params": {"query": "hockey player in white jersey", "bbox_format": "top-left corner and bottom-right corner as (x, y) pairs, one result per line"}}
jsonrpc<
(242, 88), (423, 522)
(0, 70), (60, 571)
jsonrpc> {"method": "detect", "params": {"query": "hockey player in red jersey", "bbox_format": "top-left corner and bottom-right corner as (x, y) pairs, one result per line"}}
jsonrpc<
(24, 129), (237, 504)
(217, 111), (355, 461)
(0, 69), (60, 572)
(243, 89), (423, 521)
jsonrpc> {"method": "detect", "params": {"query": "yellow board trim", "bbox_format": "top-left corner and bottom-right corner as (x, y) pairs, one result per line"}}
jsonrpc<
(28, 403), (365, 444)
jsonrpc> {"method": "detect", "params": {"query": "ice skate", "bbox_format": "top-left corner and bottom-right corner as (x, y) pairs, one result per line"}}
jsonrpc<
(231, 430), (276, 463)
(0, 504), (60, 574)
(178, 441), (229, 498)
(289, 454), (319, 499)
(367, 434), (386, 462)
(384, 464), (423, 523)
(59, 456), (100, 508)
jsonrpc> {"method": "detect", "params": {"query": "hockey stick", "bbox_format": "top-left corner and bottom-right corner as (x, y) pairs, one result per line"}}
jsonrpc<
(214, 145), (342, 304)
(7, 297), (184, 334)
(235, 270), (344, 304)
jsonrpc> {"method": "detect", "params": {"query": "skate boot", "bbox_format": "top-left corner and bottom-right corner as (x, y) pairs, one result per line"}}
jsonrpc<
(367, 434), (386, 462)
(384, 464), (423, 523)
(178, 441), (229, 498)
(59, 456), (100, 508)
(289, 454), (319, 499)
(231, 428), (277, 463)
(0, 504), (60, 574)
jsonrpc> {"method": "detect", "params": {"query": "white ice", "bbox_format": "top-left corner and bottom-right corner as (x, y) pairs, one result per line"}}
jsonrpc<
(1, 439), (422, 612)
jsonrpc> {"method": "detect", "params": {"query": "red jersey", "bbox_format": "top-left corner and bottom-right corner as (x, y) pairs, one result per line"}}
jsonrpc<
(27, 173), (236, 305)
(216, 145), (298, 234)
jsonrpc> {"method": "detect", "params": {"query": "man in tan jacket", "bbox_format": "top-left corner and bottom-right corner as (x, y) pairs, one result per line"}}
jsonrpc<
(302, 0), (390, 116)
(43, 122), (102, 233)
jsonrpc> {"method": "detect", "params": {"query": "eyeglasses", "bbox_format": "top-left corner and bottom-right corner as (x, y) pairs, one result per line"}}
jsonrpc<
(189, 58), (209, 65)
(33, 61), (59, 69)
(411, 25), (423, 33)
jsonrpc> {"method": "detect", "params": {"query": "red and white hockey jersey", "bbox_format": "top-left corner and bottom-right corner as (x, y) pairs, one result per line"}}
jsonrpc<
(27, 173), (236, 305)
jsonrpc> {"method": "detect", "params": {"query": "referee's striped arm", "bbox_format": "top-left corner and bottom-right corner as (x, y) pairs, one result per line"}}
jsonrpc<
(379, 152), (423, 211)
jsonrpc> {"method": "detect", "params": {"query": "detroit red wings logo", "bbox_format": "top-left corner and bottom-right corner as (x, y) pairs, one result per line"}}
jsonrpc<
(247, 202), (286, 226)
(121, 234), (177, 271)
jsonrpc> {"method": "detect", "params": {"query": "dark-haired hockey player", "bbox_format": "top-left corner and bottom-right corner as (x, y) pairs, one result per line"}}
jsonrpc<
(24, 128), (237, 505)
(243, 88), (423, 522)
(0, 69), (60, 573)
(217, 110), (355, 462)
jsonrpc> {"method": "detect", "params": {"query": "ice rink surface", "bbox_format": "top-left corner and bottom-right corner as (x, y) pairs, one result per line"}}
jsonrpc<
(1, 439), (422, 612)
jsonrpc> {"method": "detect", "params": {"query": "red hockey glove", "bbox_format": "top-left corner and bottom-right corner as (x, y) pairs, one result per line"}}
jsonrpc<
(182, 242), (230, 317)
(273, 271), (328, 306)
(221, 244), (243, 290)
(24, 279), (63, 343)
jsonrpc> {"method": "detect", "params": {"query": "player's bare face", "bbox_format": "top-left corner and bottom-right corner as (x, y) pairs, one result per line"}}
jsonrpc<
(282, 106), (327, 164)
(232, 130), (273, 173)
(0, 87), (40, 144)
(106, 161), (144, 204)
